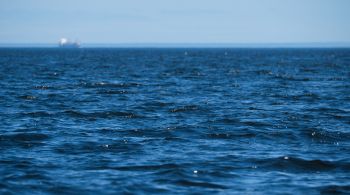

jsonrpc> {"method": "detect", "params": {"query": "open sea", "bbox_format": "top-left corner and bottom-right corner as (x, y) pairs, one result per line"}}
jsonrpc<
(0, 48), (349, 194)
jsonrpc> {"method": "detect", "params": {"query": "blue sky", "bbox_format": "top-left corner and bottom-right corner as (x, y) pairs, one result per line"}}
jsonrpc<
(0, 0), (349, 44)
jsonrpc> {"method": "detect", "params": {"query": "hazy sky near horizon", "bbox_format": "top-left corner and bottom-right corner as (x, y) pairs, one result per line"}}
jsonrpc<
(0, 0), (349, 44)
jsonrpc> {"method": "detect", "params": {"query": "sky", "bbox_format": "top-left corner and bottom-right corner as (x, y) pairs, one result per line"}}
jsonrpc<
(0, 0), (350, 44)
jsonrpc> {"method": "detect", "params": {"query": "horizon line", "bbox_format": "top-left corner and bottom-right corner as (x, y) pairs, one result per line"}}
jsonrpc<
(1, 42), (350, 48)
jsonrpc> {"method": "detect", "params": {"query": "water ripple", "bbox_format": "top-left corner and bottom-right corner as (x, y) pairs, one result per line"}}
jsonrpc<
(1, 48), (349, 193)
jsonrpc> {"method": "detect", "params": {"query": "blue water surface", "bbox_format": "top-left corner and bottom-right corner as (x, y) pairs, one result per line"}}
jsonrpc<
(0, 48), (350, 194)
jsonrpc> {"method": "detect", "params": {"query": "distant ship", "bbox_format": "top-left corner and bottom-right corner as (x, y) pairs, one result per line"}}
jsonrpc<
(58, 38), (80, 48)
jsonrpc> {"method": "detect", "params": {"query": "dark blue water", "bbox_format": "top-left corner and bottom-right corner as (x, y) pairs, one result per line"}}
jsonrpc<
(1, 48), (350, 194)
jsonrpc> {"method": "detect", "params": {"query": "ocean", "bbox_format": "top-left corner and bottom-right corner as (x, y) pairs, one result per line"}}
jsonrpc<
(0, 48), (349, 194)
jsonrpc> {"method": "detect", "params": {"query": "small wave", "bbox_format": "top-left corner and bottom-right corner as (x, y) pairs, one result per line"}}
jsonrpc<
(327, 77), (346, 81)
(80, 82), (141, 88)
(175, 179), (228, 189)
(18, 95), (37, 100)
(63, 110), (141, 119)
(215, 118), (240, 125)
(254, 156), (350, 172)
(142, 101), (174, 108)
(98, 90), (130, 94)
(254, 69), (273, 75)
(289, 93), (320, 100)
(270, 92), (321, 101)
(100, 128), (176, 139)
(301, 127), (350, 143)
(55, 141), (142, 155)
(300, 67), (318, 73)
(271, 73), (311, 82)
(206, 132), (256, 139)
(169, 105), (200, 113)
(305, 107), (347, 114)
(33, 85), (53, 90)
(0, 133), (50, 148)
(96, 163), (180, 171)
(318, 185), (350, 194)
(0, 133), (50, 142)
(241, 120), (270, 127)
(326, 113), (350, 122)
(273, 73), (295, 80)
(207, 133), (232, 139)
(21, 111), (53, 117)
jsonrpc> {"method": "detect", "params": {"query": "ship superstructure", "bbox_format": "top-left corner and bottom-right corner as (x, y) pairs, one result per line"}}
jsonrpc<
(59, 38), (80, 48)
